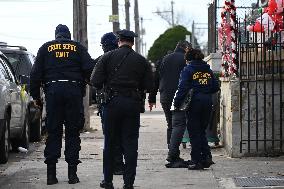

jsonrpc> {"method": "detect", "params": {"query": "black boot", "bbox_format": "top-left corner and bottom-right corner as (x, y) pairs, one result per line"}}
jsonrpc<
(68, 165), (80, 184)
(47, 164), (58, 185)
(100, 180), (114, 189)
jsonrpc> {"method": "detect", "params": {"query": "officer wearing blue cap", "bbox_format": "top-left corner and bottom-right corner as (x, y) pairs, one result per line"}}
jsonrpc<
(30, 24), (94, 185)
(91, 29), (153, 189)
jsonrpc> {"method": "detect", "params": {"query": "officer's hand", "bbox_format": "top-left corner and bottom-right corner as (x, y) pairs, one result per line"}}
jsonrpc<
(33, 99), (43, 108)
(149, 103), (156, 112)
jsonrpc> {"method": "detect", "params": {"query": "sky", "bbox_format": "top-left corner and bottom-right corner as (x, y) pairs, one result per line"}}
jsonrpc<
(0, 0), (211, 59)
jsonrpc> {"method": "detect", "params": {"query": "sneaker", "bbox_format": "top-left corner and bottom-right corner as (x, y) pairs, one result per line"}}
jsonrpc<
(165, 157), (188, 168)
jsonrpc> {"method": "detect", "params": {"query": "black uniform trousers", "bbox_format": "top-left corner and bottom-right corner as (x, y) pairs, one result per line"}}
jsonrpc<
(100, 105), (124, 169)
(186, 93), (212, 163)
(102, 95), (140, 185)
(161, 102), (173, 146)
(44, 82), (82, 165)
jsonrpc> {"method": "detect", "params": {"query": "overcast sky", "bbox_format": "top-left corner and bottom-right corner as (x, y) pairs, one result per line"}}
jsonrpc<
(0, 0), (211, 58)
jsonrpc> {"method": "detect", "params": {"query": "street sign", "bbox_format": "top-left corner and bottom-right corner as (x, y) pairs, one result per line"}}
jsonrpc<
(186, 35), (191, 43)
(109, 15), (119, 22)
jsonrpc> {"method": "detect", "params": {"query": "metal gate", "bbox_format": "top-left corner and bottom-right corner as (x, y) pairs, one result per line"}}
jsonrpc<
(238, 19), (284, 155)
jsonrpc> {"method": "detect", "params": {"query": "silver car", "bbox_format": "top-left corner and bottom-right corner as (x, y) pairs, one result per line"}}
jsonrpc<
(0, 51), (29, 164)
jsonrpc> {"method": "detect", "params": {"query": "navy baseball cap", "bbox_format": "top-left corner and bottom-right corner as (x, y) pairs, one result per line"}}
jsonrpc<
(101, 32), (118, 46)
(116, 29), (138, 42)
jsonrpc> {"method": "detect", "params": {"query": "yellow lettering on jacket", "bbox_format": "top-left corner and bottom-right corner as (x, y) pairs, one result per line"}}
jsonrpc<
(48, 44), (62, 52)
(62, 44), (77, 51)
(193, 72), (212, 85)
(55, 51), (70, 58)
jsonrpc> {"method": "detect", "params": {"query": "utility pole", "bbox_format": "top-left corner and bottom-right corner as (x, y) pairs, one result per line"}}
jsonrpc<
(140, 17), (151, 56)
(73, 0), (90, 130)
(140, 17), (144, 55)
(191, 21), (195, 48)
(125, 0), (130, 30)
(134, 0), (140, 53)
(171, 0), (174, 27)
(112, 0), (120, 32)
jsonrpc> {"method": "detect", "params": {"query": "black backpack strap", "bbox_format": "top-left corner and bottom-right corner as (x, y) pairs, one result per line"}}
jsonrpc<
(107, 49), (133, 84)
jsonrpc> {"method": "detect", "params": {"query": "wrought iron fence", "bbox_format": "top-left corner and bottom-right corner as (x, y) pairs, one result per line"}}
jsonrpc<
(237, 14), (284, 154)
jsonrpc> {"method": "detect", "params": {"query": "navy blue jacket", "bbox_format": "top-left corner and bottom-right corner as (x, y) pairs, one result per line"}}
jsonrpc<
(174, 60), (220, 107)
(30, 38), (94, 100)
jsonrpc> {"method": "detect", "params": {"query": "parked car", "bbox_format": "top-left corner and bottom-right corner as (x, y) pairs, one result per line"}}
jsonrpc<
(0, 51), (30, 164)
(0, 43), (43, 142)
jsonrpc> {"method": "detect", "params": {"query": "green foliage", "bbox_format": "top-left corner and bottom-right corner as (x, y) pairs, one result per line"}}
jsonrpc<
(147, 25), (191, 63)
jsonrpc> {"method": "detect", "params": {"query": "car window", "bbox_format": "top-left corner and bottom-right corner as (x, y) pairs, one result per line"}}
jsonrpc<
(4, 53), (32, 79)
(1, 57), (16, 83)
(0, 58), (11, 80)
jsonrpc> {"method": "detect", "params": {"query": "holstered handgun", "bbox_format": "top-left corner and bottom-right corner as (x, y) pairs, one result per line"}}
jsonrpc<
(95, 87), (112, 116)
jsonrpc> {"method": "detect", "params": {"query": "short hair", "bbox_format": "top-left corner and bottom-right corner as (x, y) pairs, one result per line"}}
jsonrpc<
(184, 48), (204, 61)
(176, 40), (192, 50)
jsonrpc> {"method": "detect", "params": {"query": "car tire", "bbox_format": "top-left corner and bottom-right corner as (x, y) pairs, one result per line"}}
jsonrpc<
(30, 116), (42, 142)
(0, 114), (10, 164)
(20, 113), (30, 149)
(11, 113), (30, 151)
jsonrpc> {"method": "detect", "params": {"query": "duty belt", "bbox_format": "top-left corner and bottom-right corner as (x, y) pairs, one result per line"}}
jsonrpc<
(45, 80), (81, 85)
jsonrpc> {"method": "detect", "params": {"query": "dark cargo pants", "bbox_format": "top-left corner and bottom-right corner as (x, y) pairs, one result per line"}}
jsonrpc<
(44, 82), (82, 165)
(187, 93), (212, 163)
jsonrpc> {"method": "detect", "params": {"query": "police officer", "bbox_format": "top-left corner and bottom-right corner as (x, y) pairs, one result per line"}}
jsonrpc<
(30, 24), (94, 185)
(173, 49), (220, 170)
(91, 29), (153, 189)
(94, 32), (125, 175)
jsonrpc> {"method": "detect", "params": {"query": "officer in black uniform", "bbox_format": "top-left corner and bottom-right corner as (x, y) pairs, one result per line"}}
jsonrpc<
(91, 29), (153, 189)
(94, 32), (125, 175)
(30, 24), (94, 185)
(174, 49), (220, 170)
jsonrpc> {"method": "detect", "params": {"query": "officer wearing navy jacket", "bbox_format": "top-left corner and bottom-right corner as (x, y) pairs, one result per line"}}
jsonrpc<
(174, 48), (219, 170)
(30, 24), (94, 185)
(91, 29), (153, 189)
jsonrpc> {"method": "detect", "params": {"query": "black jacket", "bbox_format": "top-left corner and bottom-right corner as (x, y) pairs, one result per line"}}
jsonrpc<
(91, 45), (153, 94)
(158, 47), (186, 103)
(30, 38), (94, 100)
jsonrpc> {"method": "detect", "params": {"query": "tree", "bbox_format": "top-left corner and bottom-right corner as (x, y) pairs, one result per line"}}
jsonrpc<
(147, 25), (191, 63)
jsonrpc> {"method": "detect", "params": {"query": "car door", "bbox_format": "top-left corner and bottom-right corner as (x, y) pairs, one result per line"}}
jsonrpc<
(0, 57), (25, 132)
(0, 59), (10, 120)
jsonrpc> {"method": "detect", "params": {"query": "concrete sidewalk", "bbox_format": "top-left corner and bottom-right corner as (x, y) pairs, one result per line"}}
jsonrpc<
(0, 104), (283, 189)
